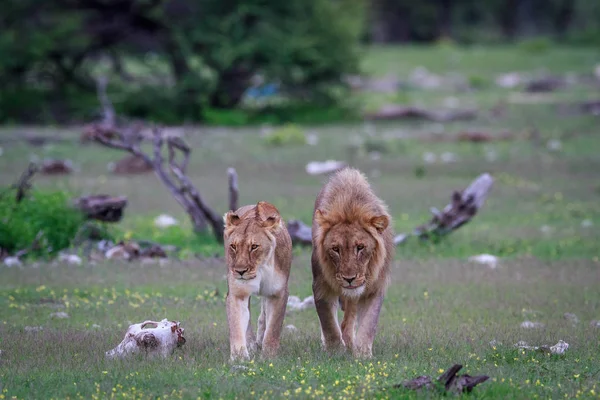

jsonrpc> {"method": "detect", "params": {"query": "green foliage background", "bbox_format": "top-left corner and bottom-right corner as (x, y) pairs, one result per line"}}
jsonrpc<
(0, 190), (86, 257)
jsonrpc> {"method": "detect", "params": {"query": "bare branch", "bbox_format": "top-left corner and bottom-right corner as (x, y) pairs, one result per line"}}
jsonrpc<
(228, 168), (238, 211)
(167, 136), (191, 174)
(14, 230), (45, 258)
(13, 162), (39, 203)
(87, 80), (227, 242)
(150, 130), (202, 230)
(165, 149), (223, 237)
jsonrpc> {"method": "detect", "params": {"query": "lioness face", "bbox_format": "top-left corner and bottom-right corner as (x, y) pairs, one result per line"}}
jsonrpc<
(224, 202), (281, 281)
(323, 222), (378, 295)
(226, 225), (274, 280)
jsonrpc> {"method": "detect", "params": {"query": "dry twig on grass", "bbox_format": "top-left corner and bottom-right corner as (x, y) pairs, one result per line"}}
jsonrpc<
(398, 364), (489, 394)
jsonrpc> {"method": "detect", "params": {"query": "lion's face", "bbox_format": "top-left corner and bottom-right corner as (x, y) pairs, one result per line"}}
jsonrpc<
(317, 212), (388, 297)
(224, 202), (280, 281)
(322, 222), (375, 295)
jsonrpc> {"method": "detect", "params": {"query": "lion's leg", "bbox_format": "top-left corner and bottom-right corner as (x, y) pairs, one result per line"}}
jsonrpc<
(245, 297), (257, 353)
(226, 292), (251, 361)
(312, 251), (344, 352)
(354, 294), (384, 358)
(256, 297), (266, 349)
(261, 289), (288, 358)
(340, 298), (357, 352)
(314, 295), (345, 351)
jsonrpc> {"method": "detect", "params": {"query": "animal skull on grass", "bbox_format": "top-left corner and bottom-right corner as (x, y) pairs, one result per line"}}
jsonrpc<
(106, 319), (185, 359)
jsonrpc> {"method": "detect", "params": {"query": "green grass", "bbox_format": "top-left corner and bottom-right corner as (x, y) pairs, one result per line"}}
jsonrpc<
(1, 257), (599, 399)
(1, 44), (599, 399)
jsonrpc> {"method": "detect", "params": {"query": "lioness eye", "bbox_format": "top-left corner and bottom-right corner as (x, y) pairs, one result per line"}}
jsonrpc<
(230, 244), (236, 251)
(332, 246), (340, 253)
(251, 244), (259, 250)
(357, 244), (364, 251)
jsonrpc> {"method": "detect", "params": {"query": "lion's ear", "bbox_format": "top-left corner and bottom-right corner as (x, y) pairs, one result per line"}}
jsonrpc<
(370, 215), (389, 233)
(224, 211), (241, 228)
(314, 209), (329, 227)
(255, 201), (281, 229)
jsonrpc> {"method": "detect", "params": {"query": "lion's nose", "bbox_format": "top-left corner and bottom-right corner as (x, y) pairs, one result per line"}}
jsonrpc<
(236, 269), (249, 277)
(343, 275), (356, 285)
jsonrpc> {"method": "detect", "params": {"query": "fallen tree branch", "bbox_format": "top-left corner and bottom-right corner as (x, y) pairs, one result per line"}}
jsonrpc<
(394, 173), (494, 245)
(86, 77), (225, 241)
(164, 133), (223, 235)
(73, 195), (128, 223)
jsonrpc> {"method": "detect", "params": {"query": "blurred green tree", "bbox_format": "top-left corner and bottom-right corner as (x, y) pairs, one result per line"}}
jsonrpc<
(0, 0), (366, 122)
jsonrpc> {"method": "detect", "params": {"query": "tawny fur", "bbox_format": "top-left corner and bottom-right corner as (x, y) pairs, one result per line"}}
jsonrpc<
(311, 168), (394, 358)
(224, 201), (292, 361)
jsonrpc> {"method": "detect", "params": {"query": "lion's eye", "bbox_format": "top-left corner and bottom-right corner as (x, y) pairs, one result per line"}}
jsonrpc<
(230, 244), (236, 251)
(251, 244), (259, 251)
(357, 244), (364, 251)
(332, 246), (340, 253)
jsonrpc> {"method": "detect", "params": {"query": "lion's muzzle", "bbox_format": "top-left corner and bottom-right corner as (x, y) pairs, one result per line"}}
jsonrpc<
(337, 274), (366, 289)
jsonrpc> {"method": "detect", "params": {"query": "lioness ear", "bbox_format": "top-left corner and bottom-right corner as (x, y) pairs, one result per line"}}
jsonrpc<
(256, 201), (281, 229)
(224, 211), (241, 228)
(370, 215), (389, 233)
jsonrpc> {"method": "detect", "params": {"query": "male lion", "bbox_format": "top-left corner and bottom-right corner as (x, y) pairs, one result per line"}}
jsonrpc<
(311, 167), (394, 358)
(224, 201), (292, 361)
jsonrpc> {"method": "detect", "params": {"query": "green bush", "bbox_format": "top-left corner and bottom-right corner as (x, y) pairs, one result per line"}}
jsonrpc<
(517, 37), (553, 54)
(263, 124), (307, 147)
(113, 216), (221, 258)
(0, 189), (86, 257)
(468, 74), (489, 90)
(0, 0), (365, 124)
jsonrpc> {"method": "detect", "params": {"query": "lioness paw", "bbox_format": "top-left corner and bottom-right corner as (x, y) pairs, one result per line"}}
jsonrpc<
(230, 347), (250, 363)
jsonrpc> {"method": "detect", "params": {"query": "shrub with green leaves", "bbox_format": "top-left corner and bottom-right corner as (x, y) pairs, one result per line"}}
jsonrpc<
(518, 37), (553, 54)
(0, 0), (365, 124)
(263, 124), (307, 147)
(0, 189), (86, 258)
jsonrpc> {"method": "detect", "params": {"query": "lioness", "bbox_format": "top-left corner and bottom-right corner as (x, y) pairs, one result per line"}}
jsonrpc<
(224, 201), (292, 361)
(311, 167), (394, 358)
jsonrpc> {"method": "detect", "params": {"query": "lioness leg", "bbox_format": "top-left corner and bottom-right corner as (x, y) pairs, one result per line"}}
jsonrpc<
(261, 290), (288, 358)
(354, 294), (384, 358)
(340, 298), (357, 351)
(256, 297), (266, 349)
(226, 293), (251, 361)
(245, 297), (257, 353)
(314, 295), (345, 351)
